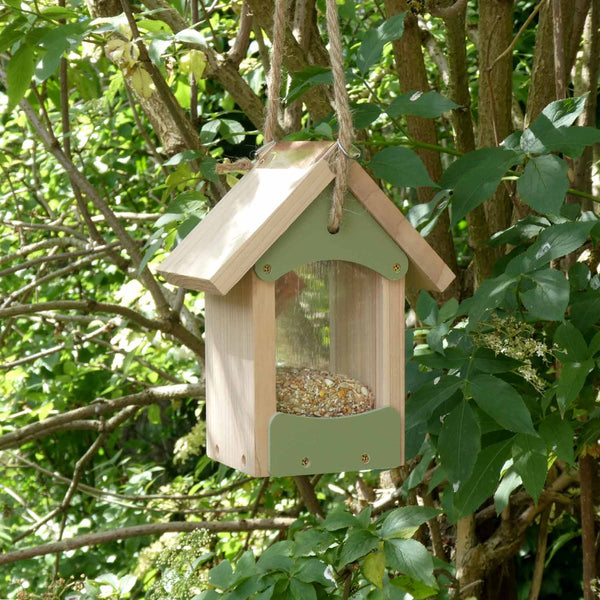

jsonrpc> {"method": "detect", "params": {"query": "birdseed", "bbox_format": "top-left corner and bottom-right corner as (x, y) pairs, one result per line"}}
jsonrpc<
(276, 366), (375, 417)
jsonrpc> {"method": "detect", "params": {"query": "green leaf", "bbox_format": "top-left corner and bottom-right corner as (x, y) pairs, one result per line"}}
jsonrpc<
(520, 269), (569, 321)
(415, 291), (438, 326)
(488, 216), (549, 247)
(438, 400), (481, 485)
(351, 102), (382, 129)
(384, 539), (437, 588)
(293, 529), (335, 556)
(405, 376), (463, 427)
(539, 413), (574, 465)
(294, 559), (331, 586)
(363, 551), (386, 590)
(524, 110), (600, 158)
(448, 148), (523, 225)
(232, 550), (257, 584)
(357, 29), (386, 75)
(465, 273), (518, 330)
(526, 221), (596, 269)
(164, 150), (203, 166)
(554, 322), (589, 362)
(338, 530), (379, 566)
(174, 28), (206, 45)
(356, 13), (405, 74)
(569, 263), (591, 291)
(517, 155), (569, 215)
(378, 13), (407, 44)
(147, 404), (161, 425)
(493, 469), (522, 513)
(389, 575), (439, 599)
(589, 331), (600, 357)
(370, 147), (438, 188)
(289, 578), (316, 600)
(416, 347), (469, 370)
(210, 561), (234, 590)
(556, 359), (594, 413)
(512, 434), (548, 503)
(324, 510), (359, 531)
(571, 292), (600, 333)
(220, 119), (246, 144)
(257, 542), (294, 573)
(541, 95), (588, 127)
(286, 66), (333, 104)
(469, 375), (536, 435)
(194, 591), (221, 600)
(453, 438), (513, 518)
(379, 506), (441, 540)
(7, 44), (35, 112)
(388, 91), (459, 118)
(439, 298), (459, 323)
(471, 348), (521, 374)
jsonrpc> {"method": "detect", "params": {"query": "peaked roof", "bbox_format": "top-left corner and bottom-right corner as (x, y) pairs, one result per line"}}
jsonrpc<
(158, 141), (455, 295)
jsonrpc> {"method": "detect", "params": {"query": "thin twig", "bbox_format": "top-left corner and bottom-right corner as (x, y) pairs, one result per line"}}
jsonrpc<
(489, 0), (548, 72)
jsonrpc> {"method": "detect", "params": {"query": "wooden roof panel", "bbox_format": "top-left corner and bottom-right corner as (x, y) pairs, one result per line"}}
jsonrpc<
(158, 141), (455, 295)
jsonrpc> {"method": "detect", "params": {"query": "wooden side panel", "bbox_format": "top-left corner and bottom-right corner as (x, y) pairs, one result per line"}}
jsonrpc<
(252, 273), (276, 476)
(330, 262), (377, 391)
(376, 276), (405, 463)
(347, 162), (455, 293)
(205, 272), (275, 476)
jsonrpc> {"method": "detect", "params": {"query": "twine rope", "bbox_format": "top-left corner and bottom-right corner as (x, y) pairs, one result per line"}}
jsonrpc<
(263, 0), (288, 143)
(325, 0), (355, 233)
(262, 0), (355, 233)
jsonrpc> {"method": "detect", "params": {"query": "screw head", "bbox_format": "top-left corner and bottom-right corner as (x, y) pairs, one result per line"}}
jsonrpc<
(301, 457), (310, 467)
(392, 263), (401, 273)
(262, 264), (272, 274)
(361, 453), (370, 464)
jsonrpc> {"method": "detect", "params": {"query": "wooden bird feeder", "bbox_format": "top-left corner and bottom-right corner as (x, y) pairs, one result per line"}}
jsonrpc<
(158, 141), (454, 477)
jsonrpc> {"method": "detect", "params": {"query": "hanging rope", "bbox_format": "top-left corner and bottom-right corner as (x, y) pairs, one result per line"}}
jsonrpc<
(260, 0), (356, 233)
(324, 0), (355, 233)
(263, 0), (288, 144)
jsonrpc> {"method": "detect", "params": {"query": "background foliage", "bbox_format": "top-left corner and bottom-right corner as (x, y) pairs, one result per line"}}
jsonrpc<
(0, 0), (599, 599)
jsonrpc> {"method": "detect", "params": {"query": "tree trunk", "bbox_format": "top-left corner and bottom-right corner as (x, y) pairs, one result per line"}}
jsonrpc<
(573, 0), (599, 210)
(385, 0), (460, 300)
(444, 7), (496, 285)
(477, 0), (515, 235)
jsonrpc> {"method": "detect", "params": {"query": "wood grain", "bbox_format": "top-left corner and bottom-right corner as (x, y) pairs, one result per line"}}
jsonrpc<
(347, 162), (455, 293)
(205, 271), (275, 476)
(158, 143), (335, 295)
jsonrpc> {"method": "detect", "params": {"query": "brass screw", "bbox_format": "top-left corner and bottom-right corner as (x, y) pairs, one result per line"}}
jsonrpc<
(262, 264), (272, 274)
(301, 457), (310, 467)
(361, 453), (370, 464)
(392, 263), (401, 273)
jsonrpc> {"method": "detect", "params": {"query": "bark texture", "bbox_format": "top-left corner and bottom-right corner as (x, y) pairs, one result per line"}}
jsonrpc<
(444, 6), (496, 284)
(87, 0), (202, 156)
(477, 0), (515, 235)
(385, 0), (460, 300)
(246, 0), (333, 122)
(574, 0), (600, 209)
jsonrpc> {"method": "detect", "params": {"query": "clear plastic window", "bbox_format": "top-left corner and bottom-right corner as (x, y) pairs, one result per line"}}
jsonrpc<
(275, 261), (377, 417)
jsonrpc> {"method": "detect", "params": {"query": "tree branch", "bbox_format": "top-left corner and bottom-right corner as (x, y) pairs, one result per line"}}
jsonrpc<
(0, 519), (296, 566)
(0, 384), (204, 451)
(0, 67), (173, 320)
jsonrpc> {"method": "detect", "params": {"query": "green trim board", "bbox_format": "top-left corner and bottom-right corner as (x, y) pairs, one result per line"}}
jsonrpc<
(268, 407), (402, 476)
(254, 185), (409, 281)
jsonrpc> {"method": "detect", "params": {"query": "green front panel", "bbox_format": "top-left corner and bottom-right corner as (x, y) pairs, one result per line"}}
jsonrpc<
(255, 186), (408, 281)
(268, 407), (402, 476)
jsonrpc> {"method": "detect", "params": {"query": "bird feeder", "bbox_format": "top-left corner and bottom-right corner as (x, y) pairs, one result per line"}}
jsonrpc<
(158, 141), (454, 477)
